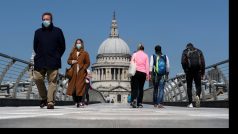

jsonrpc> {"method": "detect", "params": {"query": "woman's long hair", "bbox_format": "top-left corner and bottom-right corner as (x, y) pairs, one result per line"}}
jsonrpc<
(69, 38), (85, 54)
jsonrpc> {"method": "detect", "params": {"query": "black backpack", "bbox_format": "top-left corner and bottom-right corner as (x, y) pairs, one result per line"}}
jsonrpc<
(186, 48), (201, 68)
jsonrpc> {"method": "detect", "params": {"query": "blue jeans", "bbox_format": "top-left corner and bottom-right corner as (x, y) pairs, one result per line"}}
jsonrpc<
(153, 75), (165, 105)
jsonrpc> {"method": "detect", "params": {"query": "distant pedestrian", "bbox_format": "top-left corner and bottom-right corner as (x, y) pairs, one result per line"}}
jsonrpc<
(181, 43), (205, 108)
(150, 45), (170, 108)
(129, 51), (136, 106)
(111, 99), (114, 103)
(130, 43), (150, 108)
(33, 12), (66, 109)
(66, 39), (90, 108)
(127, 94), (131, 103)
(82, 69), (92, 105)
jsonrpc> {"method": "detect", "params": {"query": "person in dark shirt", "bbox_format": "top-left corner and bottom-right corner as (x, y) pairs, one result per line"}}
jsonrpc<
(33, 12), (66, 109)
(181, 43), (205, 108)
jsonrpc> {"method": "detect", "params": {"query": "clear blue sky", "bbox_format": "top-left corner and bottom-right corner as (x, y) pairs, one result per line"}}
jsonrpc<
(0, 0), (228, 78)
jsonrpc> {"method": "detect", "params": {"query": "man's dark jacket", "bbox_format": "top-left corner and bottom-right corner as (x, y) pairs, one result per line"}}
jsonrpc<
(33, 23), (65, 70)
(181, 47), (205, 75)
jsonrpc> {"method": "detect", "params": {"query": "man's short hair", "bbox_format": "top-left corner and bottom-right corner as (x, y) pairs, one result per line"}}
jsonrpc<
(155, 45), (161, 53)
(186, 43), (194, 49)
(42, 12), (53, 21)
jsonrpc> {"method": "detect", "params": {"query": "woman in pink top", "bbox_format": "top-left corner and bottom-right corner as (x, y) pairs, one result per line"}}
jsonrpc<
(130, 43), (150, 108)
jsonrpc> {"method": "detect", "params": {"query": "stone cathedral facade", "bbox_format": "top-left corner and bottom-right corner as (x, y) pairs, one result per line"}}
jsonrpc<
(91, 12), (131, 103)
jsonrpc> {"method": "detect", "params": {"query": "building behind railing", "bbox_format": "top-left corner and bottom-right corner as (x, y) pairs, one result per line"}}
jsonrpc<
(144, 59), (229, 103)
(0, 52), (105, 103)
(1, 52), (228, 106)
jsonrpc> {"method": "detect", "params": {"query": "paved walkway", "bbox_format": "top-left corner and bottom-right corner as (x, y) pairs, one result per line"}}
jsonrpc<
(0, 103), (228, 128)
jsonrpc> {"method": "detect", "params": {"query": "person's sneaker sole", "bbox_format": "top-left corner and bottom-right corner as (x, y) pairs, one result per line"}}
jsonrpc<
(195, 96), (200, 108)
(132, 104), (137, 108)
(137, 105), (143, 108)
(131, 100), (137, 108)
(47, 102), (55, 109)
(158, 105), (165, 108)
(39, 100), (47, 108)
(131, 103), (137, 108)
(47, 105), (54, 109)
(40, 104), (45, 108)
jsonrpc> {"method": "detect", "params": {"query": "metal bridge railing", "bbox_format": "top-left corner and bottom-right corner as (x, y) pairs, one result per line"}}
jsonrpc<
(0, 52), (69, 101)
(144, 59), (229, 102)
(0, 52), (106, 103)
(164, 59), (229, 102)
(1, 52), (229, 103)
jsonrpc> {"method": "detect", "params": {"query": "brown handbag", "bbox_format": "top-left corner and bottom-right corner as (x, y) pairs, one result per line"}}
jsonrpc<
(65, 53), (82, 79)
(65, 66), (74, 79)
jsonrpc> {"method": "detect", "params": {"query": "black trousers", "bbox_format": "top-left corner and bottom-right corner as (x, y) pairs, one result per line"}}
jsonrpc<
(131, 71), (146, 104)
(186, 70), (202, 104)
(82, 83), (90, 103)
(72, 90), (82, 103)
(130, 76), (135, 101)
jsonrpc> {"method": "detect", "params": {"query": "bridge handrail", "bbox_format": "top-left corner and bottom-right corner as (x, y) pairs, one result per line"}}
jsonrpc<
(144, 59), (229, 102)
(166, 59), (229, 81)
(205, 59), (229, 69)
(0, 52), (65, 100)
(0, 52), (106, 102)
(0, 53), (33, 66)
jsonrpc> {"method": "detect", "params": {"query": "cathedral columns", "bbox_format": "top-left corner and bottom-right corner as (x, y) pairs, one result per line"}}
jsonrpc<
(116, 68), (119, 80)
(96, 69), (97, 80)
(98, 69), (99, 80)
(98, 69), (100, 81)
(121, 69), (124, 80)
(121, 69), (123, 80)
(102, 68), (104, 80)
(106, 68), (110, 80)
(122, 69), (124, 80)
(97, 69), (99, 80)
(110, 68), (112, 80)
(94, 68), (128, 81)
(103, 68), (106, 80)
(100, 69), (102, 80)
(108, 68), (111, 80)
(95, 69), (98, 81)
(114, 68), (116, 80)
(97, 69), (100, 80)
(105, 68), (107, 80)
(98, 69), (100, 80)
(119, 69), (121, 80)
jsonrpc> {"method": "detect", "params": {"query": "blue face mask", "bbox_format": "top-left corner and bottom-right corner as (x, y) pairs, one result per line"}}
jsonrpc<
(42, 20), (51, 27)
(76, 44), (82, 49)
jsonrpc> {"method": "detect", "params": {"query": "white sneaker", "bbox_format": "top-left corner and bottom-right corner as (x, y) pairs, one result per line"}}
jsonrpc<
(195, 95), (200, 108)
(187, 103), (193, 108)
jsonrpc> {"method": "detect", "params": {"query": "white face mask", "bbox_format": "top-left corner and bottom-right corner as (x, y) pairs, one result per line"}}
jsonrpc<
(43, 20), (51, 27)
(76, 44), (82, 49)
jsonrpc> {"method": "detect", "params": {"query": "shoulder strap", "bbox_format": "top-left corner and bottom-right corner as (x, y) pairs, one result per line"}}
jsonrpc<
(187, 49), (192, 57)
(196, 49), (202, 65)
(153, 54), (157, 66)
(162, 55), (167, 64)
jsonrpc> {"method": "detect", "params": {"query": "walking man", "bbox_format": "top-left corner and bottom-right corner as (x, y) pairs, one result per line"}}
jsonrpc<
(181, 43), (205, 108)
(150, 45), (170, 108)
(33, 12), (66, 109)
